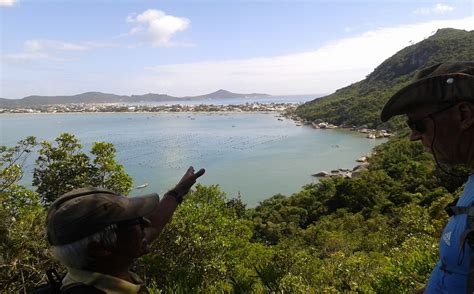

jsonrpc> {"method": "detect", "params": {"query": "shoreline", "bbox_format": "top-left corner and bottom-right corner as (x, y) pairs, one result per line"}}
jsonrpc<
(0, 101), (300, 115)
(0, 110), (287, 115)
(1, 103), (391, 139)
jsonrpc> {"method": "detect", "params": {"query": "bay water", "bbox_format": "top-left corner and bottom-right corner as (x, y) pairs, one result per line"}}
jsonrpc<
(0, 112), (384, 207)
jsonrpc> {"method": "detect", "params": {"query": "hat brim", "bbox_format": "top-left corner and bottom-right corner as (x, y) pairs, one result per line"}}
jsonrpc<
(381, 74), (474, 122)
(117, 193), (160, 222)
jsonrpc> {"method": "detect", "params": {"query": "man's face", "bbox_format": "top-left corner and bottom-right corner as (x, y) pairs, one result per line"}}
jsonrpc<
(406, 103), (462, 164)
(112, 216), (152, 260)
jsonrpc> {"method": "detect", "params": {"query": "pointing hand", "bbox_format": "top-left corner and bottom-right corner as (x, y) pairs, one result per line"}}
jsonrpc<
(173, 166), (205, 197)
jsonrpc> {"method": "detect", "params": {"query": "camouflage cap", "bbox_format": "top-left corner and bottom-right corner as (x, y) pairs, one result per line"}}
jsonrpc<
(46, 187), (159, 245)
(381, 61), (474, 122)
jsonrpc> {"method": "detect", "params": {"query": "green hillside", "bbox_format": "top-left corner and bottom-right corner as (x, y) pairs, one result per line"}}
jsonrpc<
(296, 28), (474, 131)
(0, 90), (271, 108)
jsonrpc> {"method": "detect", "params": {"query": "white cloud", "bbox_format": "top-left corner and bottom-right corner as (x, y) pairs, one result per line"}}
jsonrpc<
(414, 3), (455, 15)
(1, 52), (57, 63)
(129, 16), (474, 96)
(2, 40), (115, 63)
(126, 9), (191, 47)
(0, 0), (18, 7)
(2, 16), (473, 98)
(24, 40), (89, 52)
(434, 3), (455, 14)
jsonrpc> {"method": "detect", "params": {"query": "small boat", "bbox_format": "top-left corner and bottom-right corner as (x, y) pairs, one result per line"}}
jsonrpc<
(136, 183), (149, 189)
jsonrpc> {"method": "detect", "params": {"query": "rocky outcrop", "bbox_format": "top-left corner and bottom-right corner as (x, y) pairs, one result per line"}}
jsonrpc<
(312, 171), (329, 177)
(309, 120), (392, 138)
(312, 157), (371, 179)
(311, 121), (338, 129)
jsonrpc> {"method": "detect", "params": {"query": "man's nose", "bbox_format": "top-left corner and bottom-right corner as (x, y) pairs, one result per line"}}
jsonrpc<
(409, 130), (422, 141)
(142, 217), (152, 227)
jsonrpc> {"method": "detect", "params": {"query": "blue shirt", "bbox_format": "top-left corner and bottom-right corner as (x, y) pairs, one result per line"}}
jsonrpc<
(426, 174), (474, 293)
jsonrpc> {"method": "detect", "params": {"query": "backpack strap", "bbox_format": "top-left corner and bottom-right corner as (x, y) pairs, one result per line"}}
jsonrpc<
(46, 269), (62, 292)
(467, 251), (474, 294)
(61, 283), (104, 293)
(445, 206), (474, 217)
(445, 205), (473, 251)
(445, 204), (474, 294)
(445, 205), (474, 249)
(28, 269), (63, 294)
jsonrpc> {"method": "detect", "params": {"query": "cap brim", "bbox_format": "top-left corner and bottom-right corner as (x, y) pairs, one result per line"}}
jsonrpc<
(119, 193), (160, 222)
(47, 191), (161, 245)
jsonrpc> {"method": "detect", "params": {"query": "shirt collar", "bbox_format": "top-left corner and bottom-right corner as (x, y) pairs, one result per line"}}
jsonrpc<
(62, 267), (146, 294)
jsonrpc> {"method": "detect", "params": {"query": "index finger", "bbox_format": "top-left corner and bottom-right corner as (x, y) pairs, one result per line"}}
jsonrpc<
(194, 168), (205, 179)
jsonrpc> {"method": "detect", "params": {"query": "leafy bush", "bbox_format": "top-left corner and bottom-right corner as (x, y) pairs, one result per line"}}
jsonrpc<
(33, 133), (132, 204)
(1, 130), (466, 293)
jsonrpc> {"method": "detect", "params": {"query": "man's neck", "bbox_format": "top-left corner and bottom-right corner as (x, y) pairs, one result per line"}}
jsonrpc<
(89, 260), (135, 283)
(466, 134), (474, 172)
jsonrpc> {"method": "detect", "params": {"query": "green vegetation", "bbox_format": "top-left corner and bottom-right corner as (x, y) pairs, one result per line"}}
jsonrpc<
(296, 28), (474, 131)
(33, 133), (132, 204)
(1, 137), (56, 292)
(0, 132), (467, 293)
(2, 28), (473, 293)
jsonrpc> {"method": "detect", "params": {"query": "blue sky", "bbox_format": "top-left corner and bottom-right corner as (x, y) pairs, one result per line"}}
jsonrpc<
(1, 0), (473, 99)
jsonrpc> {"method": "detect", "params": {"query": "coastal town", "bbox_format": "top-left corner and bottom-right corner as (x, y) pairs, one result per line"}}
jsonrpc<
(0, 101), (296, 114)
(1, 101), (391, 140)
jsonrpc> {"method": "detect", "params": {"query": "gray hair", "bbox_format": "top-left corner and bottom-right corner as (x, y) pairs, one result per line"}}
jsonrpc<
(49, 224), (118, 270)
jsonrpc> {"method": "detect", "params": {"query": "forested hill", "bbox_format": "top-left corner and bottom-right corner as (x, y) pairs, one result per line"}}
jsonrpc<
(0, 89), (270, 107)
(296, 28), (474, 131)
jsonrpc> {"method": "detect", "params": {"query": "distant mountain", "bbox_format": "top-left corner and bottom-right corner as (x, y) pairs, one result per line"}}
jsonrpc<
(0, 90), (271, 108)
(296, 28), (474, 130)
(129, 93), (177, 102)
(184, 89), (271, 100)
(24, 92), (130, 106)
(0, 98), (19, 108)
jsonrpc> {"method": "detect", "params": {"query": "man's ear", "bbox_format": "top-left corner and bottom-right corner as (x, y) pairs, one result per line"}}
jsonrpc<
(88, 240), (113, 258)
(458, 102), (474, 130)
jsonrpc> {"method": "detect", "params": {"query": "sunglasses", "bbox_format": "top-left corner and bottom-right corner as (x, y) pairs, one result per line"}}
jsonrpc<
(118, 216), (148, 227)
(406, 104), (456, 133)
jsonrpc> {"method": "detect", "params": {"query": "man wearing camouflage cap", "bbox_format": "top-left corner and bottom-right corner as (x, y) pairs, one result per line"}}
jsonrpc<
(46, 166), (205, 293)
(381, 61), (474, 293)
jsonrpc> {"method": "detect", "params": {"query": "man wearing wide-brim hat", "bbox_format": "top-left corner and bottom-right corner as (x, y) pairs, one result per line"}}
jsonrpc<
(381, 61), (474, 293)
(46, 166), (205, 293)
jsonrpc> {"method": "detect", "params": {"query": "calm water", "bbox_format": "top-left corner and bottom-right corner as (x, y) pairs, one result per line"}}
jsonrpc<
(0, 113), (384, 207)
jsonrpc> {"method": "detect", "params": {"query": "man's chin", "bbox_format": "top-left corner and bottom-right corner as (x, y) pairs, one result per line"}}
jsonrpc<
(430, 150), (454, 165)
(140, 239), (151, 255)
(435, 158), (453, 165)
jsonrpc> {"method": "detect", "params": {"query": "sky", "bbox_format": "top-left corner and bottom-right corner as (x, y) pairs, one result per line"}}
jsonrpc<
(0, 0), (473, 99)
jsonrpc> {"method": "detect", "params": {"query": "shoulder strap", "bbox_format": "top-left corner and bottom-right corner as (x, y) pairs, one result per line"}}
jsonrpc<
(61, 283), (104, 294)
(445, 205), (474, 217)
(467, 233), (474, 294)
(448, 204), (474, 294)
(28, 269), (62, 294)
